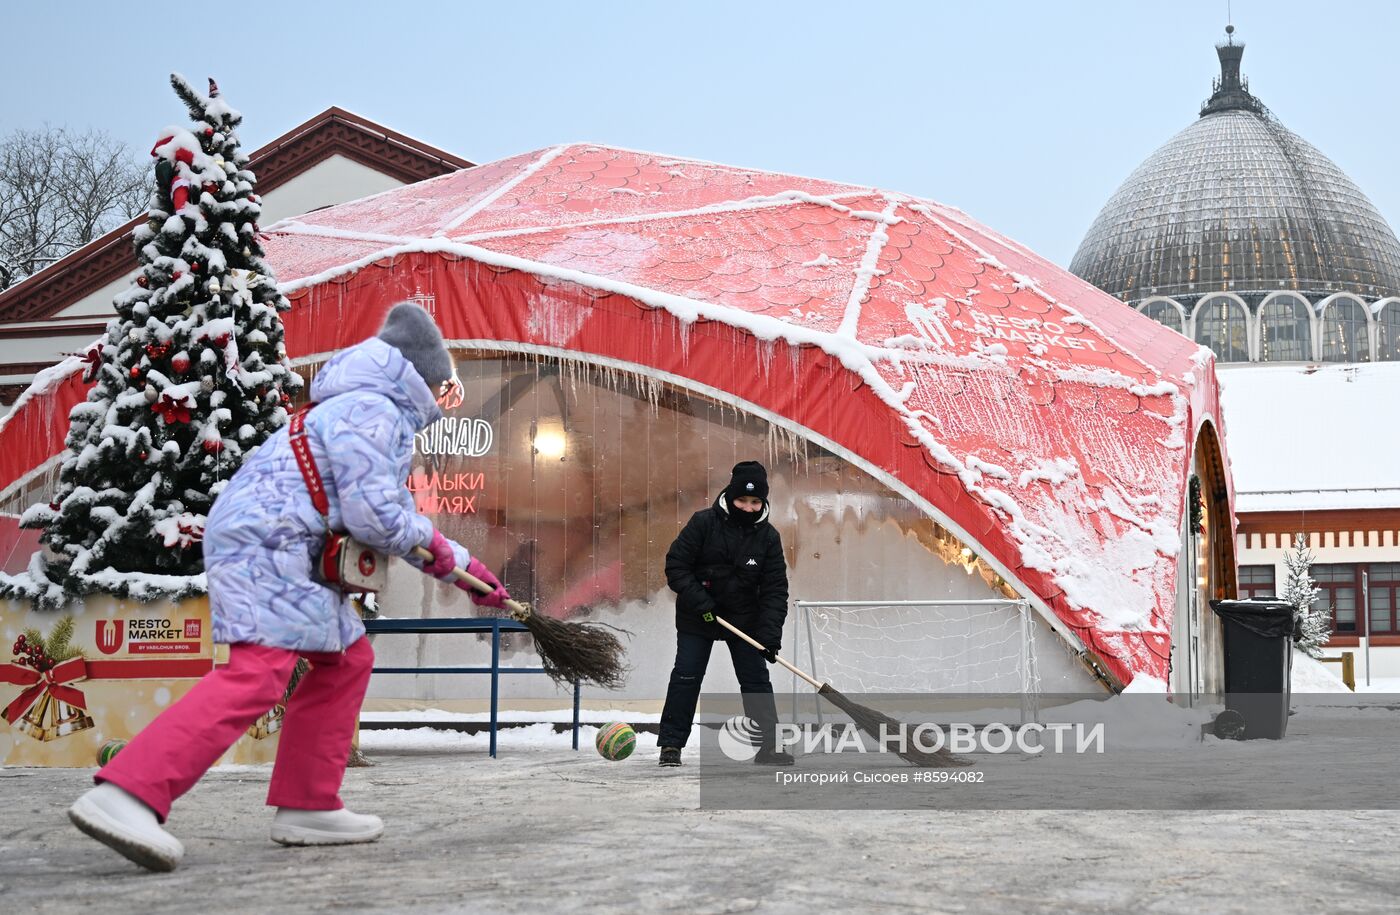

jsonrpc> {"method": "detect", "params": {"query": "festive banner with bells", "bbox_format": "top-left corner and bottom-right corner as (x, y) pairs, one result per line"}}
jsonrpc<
(1, 655), (223, 742)
(2, 656), (94, 741)
(1, 595), (280, 767)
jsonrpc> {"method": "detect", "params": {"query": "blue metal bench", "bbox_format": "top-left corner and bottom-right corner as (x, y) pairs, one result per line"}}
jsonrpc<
(363, 617), (581, 757)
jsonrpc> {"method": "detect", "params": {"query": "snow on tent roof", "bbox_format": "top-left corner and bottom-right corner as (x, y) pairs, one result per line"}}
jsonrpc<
(0, 143), (1234, 687)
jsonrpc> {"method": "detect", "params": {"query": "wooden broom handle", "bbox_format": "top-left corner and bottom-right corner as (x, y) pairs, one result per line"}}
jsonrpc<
(411, 545), (531, 620)
(713, 614), (823, 690)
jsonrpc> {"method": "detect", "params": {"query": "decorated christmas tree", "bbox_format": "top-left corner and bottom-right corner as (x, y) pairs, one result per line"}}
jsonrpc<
(1281, 533), (1330, 658)
(6, 74), (301, 608)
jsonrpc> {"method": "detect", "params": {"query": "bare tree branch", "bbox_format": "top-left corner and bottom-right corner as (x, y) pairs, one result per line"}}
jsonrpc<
(0, 126), (148, 291)
(62, 128), (149, 244)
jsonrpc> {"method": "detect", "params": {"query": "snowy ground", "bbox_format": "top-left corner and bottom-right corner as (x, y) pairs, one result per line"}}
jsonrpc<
(4, 720), (1400, 914)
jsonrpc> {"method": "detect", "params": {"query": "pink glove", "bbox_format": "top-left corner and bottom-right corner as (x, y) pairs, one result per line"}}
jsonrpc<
(463, 556), (510, 609)
(423, 530), (456, 578)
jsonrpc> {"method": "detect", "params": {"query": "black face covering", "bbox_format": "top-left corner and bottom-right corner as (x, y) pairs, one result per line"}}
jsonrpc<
(725, 492), (763, 526)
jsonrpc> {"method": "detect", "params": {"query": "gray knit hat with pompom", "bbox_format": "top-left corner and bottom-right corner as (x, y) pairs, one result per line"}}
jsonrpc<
(377, 302), (453, 389)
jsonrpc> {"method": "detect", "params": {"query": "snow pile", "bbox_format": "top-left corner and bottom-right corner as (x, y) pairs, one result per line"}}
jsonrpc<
(360, 723), (591, 753)
(1355, 677), (1400, 693)
(1291, 651), (1351, 693)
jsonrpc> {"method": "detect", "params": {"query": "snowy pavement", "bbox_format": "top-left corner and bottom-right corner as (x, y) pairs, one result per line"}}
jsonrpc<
(4, 725), (1400, 914)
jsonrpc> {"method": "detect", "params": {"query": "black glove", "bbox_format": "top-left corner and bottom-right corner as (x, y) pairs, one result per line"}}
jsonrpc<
(761, 645), (778, 664)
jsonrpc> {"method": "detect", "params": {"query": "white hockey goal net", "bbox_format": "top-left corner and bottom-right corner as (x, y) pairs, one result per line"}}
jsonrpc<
(788, 599), (1041, 723)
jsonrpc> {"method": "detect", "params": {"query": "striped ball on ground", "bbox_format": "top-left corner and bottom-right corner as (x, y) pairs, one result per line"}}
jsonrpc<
(594, 722), (636, 761)
(97, 739), (126, 766)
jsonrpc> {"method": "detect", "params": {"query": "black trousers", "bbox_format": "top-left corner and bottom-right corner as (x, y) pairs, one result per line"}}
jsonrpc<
(658, 630), (778, 749)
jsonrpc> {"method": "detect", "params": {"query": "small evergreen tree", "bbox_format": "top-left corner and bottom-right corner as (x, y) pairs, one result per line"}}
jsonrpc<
(6, 74), (301, 608)
(1281, 533), (1329, 658)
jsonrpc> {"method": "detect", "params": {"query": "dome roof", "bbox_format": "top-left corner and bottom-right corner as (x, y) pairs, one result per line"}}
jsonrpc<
(1069, 39), (1400, 303)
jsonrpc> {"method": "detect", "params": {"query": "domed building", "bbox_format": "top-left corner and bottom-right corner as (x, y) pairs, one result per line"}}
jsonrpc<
(1073, 30), (1400, 683)
(1071, 30), (1400, 364)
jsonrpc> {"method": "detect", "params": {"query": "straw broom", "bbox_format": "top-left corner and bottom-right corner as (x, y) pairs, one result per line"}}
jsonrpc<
(282, 657), (375, 766)
(713, 615), (968, 768)
(411, 546), (628, 689)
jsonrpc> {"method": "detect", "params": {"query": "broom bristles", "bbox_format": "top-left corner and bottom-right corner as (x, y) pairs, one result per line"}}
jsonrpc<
(522, 613), (629, 690)
(817, 684), (969, 768)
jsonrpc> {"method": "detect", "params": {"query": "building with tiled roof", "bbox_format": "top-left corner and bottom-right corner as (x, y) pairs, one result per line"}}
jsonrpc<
(0, 107), (471, 408)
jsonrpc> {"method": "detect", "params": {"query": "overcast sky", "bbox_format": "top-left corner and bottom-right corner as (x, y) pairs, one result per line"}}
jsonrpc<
(5, 1), (1396, 266)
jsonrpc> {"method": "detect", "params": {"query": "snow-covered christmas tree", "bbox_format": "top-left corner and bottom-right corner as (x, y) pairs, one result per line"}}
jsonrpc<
(1281, 533), (1330, 658)
(4, 74), (301, 608)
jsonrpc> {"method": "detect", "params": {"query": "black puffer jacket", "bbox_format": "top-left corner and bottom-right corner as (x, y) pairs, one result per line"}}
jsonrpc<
(665, 495), (788, 648)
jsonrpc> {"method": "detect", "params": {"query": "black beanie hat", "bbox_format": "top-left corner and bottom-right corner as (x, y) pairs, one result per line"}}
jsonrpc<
(725, 461), (769, 501)
(377, 302), (454, 390)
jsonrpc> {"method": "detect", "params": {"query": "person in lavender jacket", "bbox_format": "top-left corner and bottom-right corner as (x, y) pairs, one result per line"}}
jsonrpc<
(68, 303), (508, 872)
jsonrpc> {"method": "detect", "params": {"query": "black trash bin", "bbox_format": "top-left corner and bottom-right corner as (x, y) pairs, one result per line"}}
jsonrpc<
(1208, 599), (1295, 740)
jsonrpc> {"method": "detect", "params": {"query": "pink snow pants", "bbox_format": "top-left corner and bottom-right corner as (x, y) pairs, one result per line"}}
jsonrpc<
(96, 637), (374, 822)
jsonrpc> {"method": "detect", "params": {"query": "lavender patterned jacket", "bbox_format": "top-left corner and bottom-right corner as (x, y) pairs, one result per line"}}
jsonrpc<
(205, 337), (470, 651)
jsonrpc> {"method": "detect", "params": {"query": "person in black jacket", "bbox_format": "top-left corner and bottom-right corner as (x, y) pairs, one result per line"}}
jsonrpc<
(658, 461), (794, 767)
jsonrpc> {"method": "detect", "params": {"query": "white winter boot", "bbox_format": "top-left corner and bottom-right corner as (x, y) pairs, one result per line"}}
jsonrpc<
(270, 807), (384, 846)
(68, 783), (184, 872)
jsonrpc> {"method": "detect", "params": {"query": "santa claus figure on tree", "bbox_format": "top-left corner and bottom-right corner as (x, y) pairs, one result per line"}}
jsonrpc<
(6, 74), (302, 608)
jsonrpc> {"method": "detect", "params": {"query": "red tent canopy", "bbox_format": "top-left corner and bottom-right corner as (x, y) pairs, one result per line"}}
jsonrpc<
(0, 144), (1234, 686)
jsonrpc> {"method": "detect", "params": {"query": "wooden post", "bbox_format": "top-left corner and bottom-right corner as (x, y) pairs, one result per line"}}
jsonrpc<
(1319, 652), (1356, 691)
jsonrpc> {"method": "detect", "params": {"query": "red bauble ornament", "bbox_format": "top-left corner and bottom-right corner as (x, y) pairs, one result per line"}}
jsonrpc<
(202, 439), (224, 454)
(138, 451), (148, 461)
(136, 275), (149, 288)
(48, 501), (60, 511)
(203, 181), (219, 194)
(204, 127), (214, 138)
(173, 270), (183, 281)
(129, 365), (141, 378)
(191, 261), (202, 273)
(215, 333), (230, 347)
(172, 353), (190, 373)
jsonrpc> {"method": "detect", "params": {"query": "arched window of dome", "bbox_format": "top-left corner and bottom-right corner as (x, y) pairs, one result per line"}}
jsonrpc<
(1258, 293), (1314, 362)
(1373, 298), (1400, 361)
(1192, 294), (1250, 362)
(1138, 298), (1185, 334)
(1317, 294), (1372, 363)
